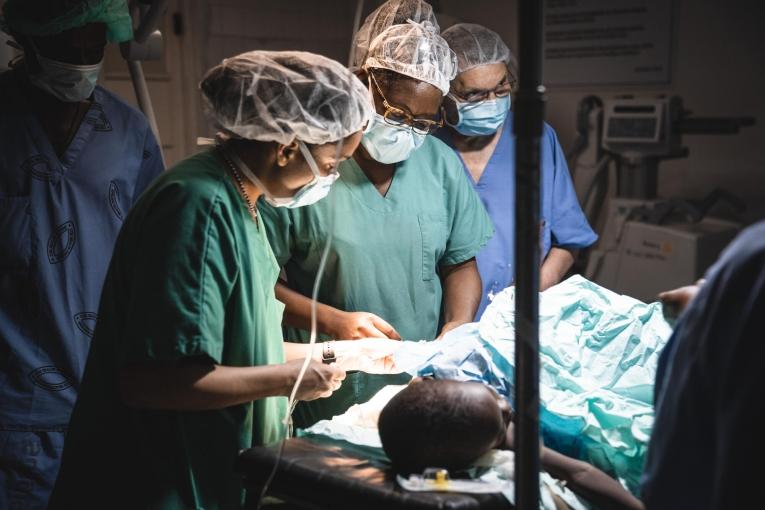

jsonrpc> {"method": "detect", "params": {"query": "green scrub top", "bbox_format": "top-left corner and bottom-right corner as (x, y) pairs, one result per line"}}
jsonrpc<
(260, 136), (494, 427)
(49, 150), (287, 510)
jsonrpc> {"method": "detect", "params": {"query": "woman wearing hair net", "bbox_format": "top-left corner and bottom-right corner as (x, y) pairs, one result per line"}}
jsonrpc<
(47, 51), (371, 509)
(435, 23), (597, 318)
(260, 8), (494, 428)
(350, 0), (438, 71)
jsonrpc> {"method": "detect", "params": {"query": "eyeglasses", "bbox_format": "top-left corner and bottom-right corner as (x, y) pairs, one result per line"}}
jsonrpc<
(369, 71), (444, 135)
(450, 76), (517, 104)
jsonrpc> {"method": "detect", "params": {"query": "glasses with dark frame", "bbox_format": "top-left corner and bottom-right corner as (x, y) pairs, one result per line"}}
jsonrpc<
(369, 70), (445, 135)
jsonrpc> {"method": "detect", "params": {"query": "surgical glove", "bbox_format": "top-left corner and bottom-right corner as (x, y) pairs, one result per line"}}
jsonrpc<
(287, 359), (346, 401)
(331, 338), (403, 374)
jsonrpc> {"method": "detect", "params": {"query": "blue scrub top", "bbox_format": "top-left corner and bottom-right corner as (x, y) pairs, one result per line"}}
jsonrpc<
(435, 113), (597, 318)
(641, 221), (765, 510)
(0, 79), (164, 430)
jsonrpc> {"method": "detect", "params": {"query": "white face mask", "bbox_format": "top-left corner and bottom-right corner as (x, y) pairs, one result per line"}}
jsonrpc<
(360, 113), (426, 164)
(29, 52), (102, 102)
(268, 142), (338, 208)
(221, 137), (338, 209)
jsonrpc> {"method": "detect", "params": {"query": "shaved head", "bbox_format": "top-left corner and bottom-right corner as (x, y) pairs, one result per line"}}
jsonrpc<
(378, 379), (510, 473)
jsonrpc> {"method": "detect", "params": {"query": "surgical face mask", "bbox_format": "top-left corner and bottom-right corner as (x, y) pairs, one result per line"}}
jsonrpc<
(221, 137), (338, 209)
(270, 142), (338, 208)
(451, 95), (511, 136)
(29, 52), (102, 102)
(360, 113), (426, 164)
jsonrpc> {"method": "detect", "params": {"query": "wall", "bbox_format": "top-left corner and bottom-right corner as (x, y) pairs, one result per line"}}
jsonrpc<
(100, 0), (201, 166)
(193, 0), (371, 138)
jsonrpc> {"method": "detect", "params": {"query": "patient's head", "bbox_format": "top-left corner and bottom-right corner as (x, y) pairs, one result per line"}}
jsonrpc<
(378, 378), (512, 474)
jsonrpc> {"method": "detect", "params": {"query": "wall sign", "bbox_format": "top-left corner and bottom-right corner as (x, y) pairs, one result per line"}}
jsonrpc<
(543, 0), (673, 86)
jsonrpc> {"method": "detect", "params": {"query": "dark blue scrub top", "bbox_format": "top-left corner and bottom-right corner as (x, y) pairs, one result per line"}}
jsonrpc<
(0, 79), (164, 430)
(641, 220), (765, 509)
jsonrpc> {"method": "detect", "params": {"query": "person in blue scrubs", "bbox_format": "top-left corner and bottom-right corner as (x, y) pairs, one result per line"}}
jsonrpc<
(641, 220), (765, 510)
(0, 1), (163, 507)
(436, 23), (597, 318)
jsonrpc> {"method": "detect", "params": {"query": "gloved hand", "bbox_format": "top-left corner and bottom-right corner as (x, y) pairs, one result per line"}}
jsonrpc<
(286, 359), (346, 401)
(329, 338), (404, 374)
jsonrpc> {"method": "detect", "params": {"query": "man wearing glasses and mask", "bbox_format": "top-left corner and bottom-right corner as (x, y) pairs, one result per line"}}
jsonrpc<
(436, 23), (597, 318)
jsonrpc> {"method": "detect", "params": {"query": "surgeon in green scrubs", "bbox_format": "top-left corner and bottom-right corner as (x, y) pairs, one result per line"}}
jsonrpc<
(261, 18), (494, 427)
(48, 51), (372, 510)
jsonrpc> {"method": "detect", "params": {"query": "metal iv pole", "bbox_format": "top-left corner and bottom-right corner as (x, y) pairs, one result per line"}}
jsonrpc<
(123, 0), (168, 166)
(513, 0), (545, 507)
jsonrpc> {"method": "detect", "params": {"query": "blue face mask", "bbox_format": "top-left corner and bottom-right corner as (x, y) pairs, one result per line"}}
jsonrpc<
(451, 95), (511, 136)
(360, 113), (426, 164)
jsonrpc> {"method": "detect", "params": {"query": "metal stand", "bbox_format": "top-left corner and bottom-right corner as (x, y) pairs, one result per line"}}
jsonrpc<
(514, 0), (544, 507)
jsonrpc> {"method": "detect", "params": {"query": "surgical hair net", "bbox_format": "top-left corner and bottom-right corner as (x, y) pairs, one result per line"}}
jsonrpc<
(364, 21), (457, 96)
(351, 0), (438, 71)
(441, 23), (517, 76)
(200, 50), (374, 146)
(1, 0), (133, 42)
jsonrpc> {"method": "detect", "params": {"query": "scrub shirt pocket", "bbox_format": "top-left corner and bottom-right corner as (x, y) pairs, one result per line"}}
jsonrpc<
(0, 196), (33, 272)
(417, 214), (446, 282)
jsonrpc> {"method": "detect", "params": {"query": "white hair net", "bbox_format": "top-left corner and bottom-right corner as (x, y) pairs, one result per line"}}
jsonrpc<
(200, 50), (373, 145)
(351, 0), (438, 71)
(364, 21), (457, 96)
(441, 23), (517, 76)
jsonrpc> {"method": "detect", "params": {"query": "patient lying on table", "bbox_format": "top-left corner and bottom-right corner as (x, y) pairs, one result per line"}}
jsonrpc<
(314, 275), (671, 497)
(391, 275), (672, 494)
(378, 378), (643, 510)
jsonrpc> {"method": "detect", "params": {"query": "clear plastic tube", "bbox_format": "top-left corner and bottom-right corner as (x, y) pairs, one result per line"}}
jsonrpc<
(255, 5), (365, 506)
(254, 141), (340, 508)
